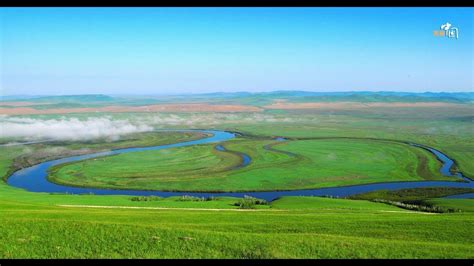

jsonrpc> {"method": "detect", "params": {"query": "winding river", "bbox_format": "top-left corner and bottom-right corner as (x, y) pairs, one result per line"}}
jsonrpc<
(6, 130), (474, 201)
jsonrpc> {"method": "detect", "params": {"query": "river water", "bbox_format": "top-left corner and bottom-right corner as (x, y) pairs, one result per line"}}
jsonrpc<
(6, 130), (473, 201)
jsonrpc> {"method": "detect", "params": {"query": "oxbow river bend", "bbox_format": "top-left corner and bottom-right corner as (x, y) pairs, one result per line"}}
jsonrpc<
(7, 130), (474, 201)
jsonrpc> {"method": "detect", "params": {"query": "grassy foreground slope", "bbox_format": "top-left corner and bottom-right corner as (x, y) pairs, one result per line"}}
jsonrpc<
(1, 191), (473, 258)
(48, 137), (450, 191)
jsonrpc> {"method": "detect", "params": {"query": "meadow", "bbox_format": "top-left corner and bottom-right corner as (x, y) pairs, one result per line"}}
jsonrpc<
(48, 137), (451, 191)
(1, 130), (208, 181)
(1, 188), (473, 258)
(0, 94), (473, 258)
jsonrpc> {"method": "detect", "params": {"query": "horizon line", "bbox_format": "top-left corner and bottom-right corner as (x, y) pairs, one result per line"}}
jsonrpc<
(2, 90), (473, 98)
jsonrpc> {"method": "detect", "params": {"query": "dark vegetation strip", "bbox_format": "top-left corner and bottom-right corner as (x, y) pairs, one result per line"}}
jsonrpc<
(260, 141), (310, 169)
(371, 199), (460, 213)
(130, 194), (268, 209)
(349, 187), (474, 201)
(414, 153), (430, 180)
(262, 142), (298, 157)
(349, 187), (474, 213)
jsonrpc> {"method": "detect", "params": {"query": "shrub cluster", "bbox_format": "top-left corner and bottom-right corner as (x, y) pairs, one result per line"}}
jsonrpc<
(177, 195), (217, 202)
(373, 199), (460, 213)
(130, 196), (162, 202)
(320, 195), (339, 199)
(234, 195), (268, 209)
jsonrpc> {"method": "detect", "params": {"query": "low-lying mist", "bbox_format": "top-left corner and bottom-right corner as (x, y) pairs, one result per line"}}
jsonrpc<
(0, 116), (153, 142)
(0, 113), (308, 143)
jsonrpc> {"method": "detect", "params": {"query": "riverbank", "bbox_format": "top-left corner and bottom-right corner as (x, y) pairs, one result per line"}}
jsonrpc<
(5, 130), (473, 201)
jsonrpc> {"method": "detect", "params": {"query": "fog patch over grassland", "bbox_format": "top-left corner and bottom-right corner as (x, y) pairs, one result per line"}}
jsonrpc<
(143, 113), (313, 127)
(0, 115), (153, 142)
(0, 113), (311, 143)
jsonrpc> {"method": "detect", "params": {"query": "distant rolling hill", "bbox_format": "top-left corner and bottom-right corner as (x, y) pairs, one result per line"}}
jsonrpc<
(187, 91), (474, 103)
(1, 91), (473, 108)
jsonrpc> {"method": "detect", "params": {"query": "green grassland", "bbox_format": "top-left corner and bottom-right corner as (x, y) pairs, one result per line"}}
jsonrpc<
(2, 148), (471, 259)
(0, 186), (473, 258)
(220, 108), (474, 178)
(1, 101), (473, 258)
(47, 137), (452, 192)
(1, 131), (208, 180)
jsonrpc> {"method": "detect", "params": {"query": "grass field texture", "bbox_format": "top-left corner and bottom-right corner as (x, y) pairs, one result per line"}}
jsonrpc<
(47, 137), (452, 191)
(1, 190), (473, 258)
(1, 103), (473, 258)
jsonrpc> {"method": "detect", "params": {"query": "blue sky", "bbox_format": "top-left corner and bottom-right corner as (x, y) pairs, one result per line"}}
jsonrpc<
(0, 7), (472, 95)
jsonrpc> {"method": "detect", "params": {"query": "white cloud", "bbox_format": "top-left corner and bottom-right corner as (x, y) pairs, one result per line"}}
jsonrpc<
(0, 116), (153, 141)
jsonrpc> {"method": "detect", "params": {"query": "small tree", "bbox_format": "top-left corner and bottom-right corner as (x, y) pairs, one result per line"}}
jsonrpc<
(234, 195), (268, 209)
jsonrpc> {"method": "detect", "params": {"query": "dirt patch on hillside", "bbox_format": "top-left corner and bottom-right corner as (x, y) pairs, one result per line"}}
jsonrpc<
(0, 104), (262, 115)
(263, 102), (465, 110)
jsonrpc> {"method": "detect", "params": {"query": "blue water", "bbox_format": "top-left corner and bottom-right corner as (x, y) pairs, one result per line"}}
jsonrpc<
(409, 143), (471, 182)
(215, 144), (251, 169)
(445, 193), (474, 199)
(215, 145), (226, 151)
(6, 130), (473, 201)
